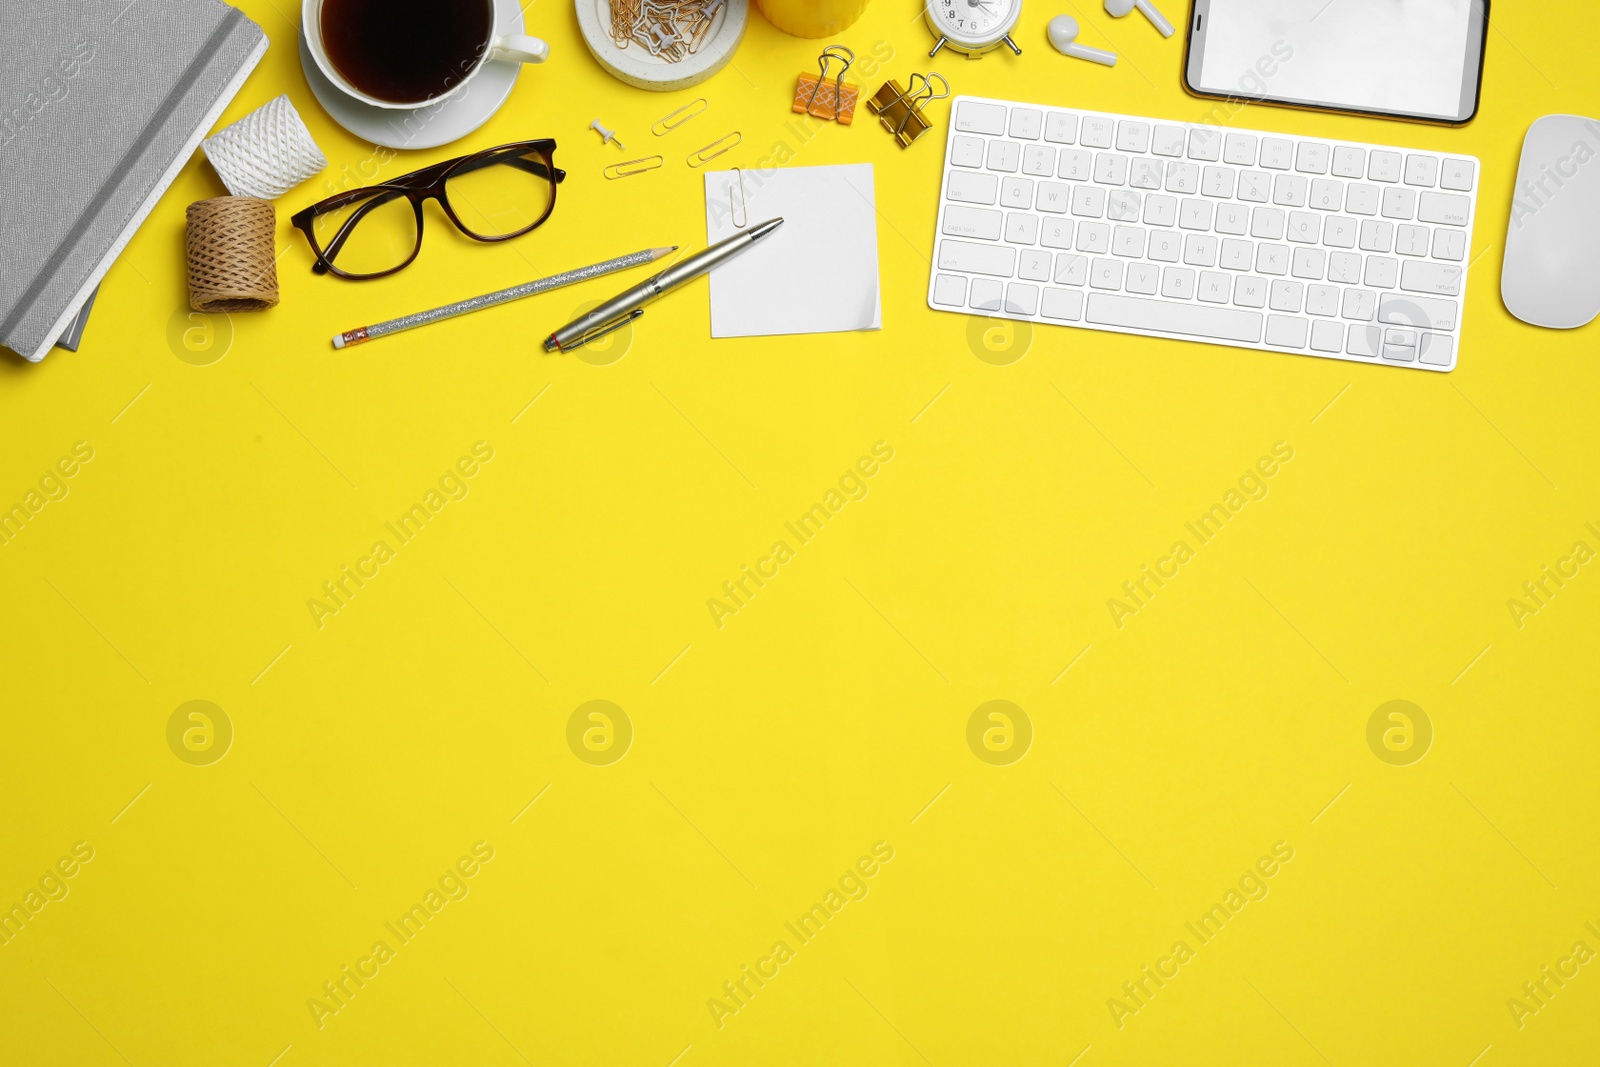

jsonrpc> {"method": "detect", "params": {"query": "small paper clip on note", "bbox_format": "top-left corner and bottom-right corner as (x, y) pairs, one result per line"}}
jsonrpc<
(794, 45), (858, 125)
(867, 73), (949, 148)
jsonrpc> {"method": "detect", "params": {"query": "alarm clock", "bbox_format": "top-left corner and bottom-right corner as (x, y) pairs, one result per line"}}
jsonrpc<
(926, 0), (1022, 57)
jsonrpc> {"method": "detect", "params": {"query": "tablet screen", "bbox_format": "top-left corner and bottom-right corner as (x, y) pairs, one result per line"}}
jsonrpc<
(1190, 0), (1483, 122)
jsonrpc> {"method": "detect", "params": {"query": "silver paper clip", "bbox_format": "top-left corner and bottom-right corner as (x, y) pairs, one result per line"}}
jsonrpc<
(653, 98), (708, 135)
(687, 131), (741, 167)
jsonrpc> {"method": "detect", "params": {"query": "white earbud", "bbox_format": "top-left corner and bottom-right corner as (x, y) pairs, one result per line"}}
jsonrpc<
(1104, 0), (1174, 37)
(1047, 15), (1117, 65)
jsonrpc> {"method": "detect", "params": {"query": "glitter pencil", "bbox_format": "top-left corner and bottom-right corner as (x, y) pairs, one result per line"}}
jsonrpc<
(331, 246), (677, 349)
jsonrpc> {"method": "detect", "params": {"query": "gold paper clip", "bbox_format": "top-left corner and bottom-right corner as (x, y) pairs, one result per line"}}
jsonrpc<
(794, 45), (857, 124)
(604, 154), (664, 179)
(686, 131), (741, 167)
(728, 168), (748, 228)
(652, 97), (708, 135)
(867, 72), (949, 148)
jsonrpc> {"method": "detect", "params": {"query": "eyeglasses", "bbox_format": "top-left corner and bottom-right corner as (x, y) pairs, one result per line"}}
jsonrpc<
(290, 139), (566, 280)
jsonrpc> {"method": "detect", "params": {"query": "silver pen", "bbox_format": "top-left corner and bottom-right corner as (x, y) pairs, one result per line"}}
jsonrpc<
(544, 217), (783, 351)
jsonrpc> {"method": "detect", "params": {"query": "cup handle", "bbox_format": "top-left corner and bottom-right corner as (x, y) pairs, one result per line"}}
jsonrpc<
(489, 33), (549, 64)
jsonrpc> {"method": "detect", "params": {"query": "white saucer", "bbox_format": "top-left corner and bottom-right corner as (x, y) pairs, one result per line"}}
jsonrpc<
(298, 0), (527, 151)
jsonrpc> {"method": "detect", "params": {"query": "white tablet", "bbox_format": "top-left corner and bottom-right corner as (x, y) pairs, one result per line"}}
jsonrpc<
(1183, 0), (1489, 125)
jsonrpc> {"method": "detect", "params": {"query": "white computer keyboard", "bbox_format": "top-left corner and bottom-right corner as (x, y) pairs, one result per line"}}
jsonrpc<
(927, 96), (1480, 372)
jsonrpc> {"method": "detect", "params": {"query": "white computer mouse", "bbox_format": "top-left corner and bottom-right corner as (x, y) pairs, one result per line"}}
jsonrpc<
(1501, 114), (1600, 329)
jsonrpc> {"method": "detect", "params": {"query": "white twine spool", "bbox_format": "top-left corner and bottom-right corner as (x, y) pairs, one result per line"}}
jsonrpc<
(202, 95), (329, 200)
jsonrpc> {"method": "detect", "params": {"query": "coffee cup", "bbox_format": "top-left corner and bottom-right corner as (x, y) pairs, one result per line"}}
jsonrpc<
(302, 0), (548, 111)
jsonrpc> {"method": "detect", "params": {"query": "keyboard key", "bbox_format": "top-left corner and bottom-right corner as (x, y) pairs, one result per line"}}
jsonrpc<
(1378, 292), (1457, 331)
(1113, 224), (1147, 256)
(955, 101), (1007, 135)
(1107, 190), (1142, 221)
(1381, 186), (1417, 219)
(1310, 319), (1344, 351)
(1094, 152), (1130, 185)
(1005, 212), (1040, 243)
(1341, 288), (1376, 320)
(1324, 216), (1357, 247)
(1127, 262), (1161, 295)
(1001, 177), (1034, 208)
(1188, 127), (1222, 161)
(1116, 120), (1150, 153)
(1400, 260), (1463, 296)
(1080, 116), (1113, 148)
(1041, 218), (1074, 248)
(1165, 162), (1199, 194)
(1269, 279), (1304, 312)
(1295, 143), (1330, 174)
(1202, 166), (1236, 198)
(1368, 149), (1402, 182)
(1037, 182), (1071, 213)
(948, 171), (999, 204)
(1006, 282), (1040, 315)
(1418, 331), (1454, 366)
(1359, 219), (1393, 252)
(1131, 159), (1165, 190)
(1418, 191), (1470, 226)
(950, 134), (985, 168)
(1179, 199), (1213, 230)
(1233, 275), (1267, 307)
(1054, 253), (1088, 284)
(1256, 244), (1289, 275)
(1162, 267), (1196, 299)
(1266, 314), (1309, 347)
(1045, 111), (1078, 143)
(1272, 174), (1309, 207)
(987, 140), (1020, 172)
(969, 278), (1003, 310)
(1153, 125), (1186, 156)
(1058, 148), (1093, 181)
(1088, 293), (1263, 342)
(1022, 144), (1056, 176)
(1345, 184), (1379, 215)
(1042, 287), (1084, 320)
(932, 274), (967, 306)
(1149, 230), (1181, 262)
(1251, 207), (1286, 240)
(1019, 249), (1052, 281)
(1432, 228), (1466, 261)
(1238, 171), (1270, 203)
(1009, 107), (1043, 139)
(1383, 341), (1416, 363)
(1220, 238), (1253, 270)
(1260, 137), (1294, 170)
(1332, 146), (1366, 178)
(1224, 132), (1258, 165)
(1308, 178), (1343, 210)
(1364, 255), (1398, 288)
(942, 205), (1003, 240)
(1198, 271), (1230, 303)
(1347, 324), (1381, 356)
(1091, 258), (1125, 289)
(1077, 221), (1111, 253)
(1396, 224), (1429, 256)
(1440, 158), (1475, 191)
(1143, 194), (1177, 227)
(1072, 186), (1106, 217)
(1287, 211), (1321, 244)
(1404, 154), (1438, 187)
(1306, 283), (1339, 315)
(1216, 204), (1249, 235)
(939, 240), (1016, 276)
(1385, 327), (1419, 347)
(1328, 251), (1362, 284)
(1183, 234), (1218, 266)
(1291, 247), (1326, 279)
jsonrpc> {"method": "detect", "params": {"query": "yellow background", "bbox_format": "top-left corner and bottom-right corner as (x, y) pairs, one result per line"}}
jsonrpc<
(2, 0), (1598, 1064)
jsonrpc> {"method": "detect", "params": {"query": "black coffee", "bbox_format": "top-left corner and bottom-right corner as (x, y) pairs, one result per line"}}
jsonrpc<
(322, 0), (493, 105)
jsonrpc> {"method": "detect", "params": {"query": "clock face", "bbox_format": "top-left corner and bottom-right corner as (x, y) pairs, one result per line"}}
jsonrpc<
(931, 0), (1017, 44)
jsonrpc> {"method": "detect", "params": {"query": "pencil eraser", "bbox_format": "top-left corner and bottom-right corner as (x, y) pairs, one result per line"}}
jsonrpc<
(331, 334), (345, 349)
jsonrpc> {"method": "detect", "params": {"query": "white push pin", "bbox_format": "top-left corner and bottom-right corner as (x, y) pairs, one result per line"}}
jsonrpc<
(589, 119), (626, 151)
(1047, 15), (1117, 65)
(1105, 0), (1173, 37)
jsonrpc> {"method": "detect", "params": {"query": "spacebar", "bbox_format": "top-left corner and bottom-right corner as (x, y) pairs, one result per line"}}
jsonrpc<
(1087, 294), (1263, 343)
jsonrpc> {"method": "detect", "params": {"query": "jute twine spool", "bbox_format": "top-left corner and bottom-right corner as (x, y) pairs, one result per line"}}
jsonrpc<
(185, 197), (279, 312)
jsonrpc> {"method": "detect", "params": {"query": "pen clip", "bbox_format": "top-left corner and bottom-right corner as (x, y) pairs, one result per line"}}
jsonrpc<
(565, 308), (644, 351)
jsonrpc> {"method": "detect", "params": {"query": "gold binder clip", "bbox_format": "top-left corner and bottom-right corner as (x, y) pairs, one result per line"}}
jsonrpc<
(686, 131), (741, 167)
(793, 45), (858, 124)
(867, 72), (949, 148)
(653, 97), (708, 135)
(604, 155), (664, 179)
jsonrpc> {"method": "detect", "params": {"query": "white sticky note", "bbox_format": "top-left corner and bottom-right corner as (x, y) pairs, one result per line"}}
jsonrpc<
(703, 163), (882, 338)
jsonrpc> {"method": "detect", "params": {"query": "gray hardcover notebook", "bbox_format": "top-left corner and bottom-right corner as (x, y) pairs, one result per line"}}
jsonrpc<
(0, 0), (267, 363)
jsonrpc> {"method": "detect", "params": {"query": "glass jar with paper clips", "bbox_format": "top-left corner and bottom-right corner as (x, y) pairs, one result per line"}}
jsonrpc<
(756, 0), (868, 39)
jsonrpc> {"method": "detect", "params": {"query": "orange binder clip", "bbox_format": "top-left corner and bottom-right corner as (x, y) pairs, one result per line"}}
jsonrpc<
(793, 46), (858, 124)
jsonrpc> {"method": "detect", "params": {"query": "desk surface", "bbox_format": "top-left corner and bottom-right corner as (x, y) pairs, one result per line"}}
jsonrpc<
(2, 3), (1598, 1064)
